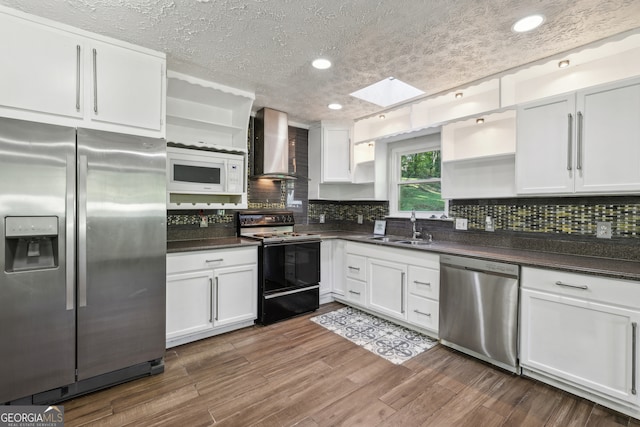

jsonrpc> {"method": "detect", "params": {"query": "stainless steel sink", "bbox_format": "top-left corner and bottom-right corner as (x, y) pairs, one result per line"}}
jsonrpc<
(366, 236), (403, 242)
(396, 239), (433, 246)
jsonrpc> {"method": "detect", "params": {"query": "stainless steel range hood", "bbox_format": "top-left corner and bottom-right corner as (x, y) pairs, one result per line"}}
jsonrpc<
(251, 108), (297, 180)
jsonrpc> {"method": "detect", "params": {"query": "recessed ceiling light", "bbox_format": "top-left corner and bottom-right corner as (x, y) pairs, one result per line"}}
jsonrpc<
(455, 92), (463, 99)
(558, 59), (570, 68)
(512, 14), (545, 33)
(476, 118), (485, 124)
(379, 114), (386, 119)
(312, 58), (332, 70)
(328, 103), (342, 110)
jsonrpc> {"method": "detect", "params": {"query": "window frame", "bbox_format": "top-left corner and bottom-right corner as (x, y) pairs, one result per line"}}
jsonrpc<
(388, 135), (447, 218)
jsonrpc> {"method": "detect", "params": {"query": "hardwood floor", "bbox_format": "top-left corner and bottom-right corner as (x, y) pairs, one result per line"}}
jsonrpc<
(63, 302), (637, 426)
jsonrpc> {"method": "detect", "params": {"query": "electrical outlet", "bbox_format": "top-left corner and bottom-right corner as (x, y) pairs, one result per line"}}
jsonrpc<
(357, 214), (363, 224)
(596, 221), (612, 239)
(485, 216), (495, 232)
(455, 218), (468, 230)
(319, 214), (325, 224)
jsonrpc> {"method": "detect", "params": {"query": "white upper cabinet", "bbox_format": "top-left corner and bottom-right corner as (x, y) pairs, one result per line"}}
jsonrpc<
(517, 77), (640, 195)
(0, 12), (83, 120)
(165, 71), (254, 152)
(516, 94), (576, 194)
(576, 79), (640, 193)
(0, 6), (166, 138)
(88, 40), (164, 133)
(322, 123), (352, 182)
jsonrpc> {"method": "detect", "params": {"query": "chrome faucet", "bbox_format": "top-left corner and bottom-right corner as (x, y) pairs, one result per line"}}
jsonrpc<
(411, 209), (421, 240)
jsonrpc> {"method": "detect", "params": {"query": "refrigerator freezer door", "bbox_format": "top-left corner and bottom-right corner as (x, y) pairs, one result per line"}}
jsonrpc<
(76, 128), (166, 380)
(0, 118), (76, 403)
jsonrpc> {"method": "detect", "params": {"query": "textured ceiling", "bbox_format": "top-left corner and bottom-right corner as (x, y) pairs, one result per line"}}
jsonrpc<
(2, 0), (640, 124)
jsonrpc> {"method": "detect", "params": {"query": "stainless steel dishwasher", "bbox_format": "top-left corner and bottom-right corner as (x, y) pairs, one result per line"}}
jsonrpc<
(439, 254), (520, 373)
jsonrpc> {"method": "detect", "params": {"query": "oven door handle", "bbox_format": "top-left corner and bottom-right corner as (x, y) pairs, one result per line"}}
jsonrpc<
(263, 240), (321, 247)
(264, 285), (320, 300)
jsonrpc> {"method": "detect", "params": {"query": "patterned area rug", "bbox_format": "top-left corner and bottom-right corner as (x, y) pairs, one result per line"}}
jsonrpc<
(311, 306), (438, 365)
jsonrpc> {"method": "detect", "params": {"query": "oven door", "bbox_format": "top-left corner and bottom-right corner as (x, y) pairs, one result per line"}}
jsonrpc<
(262, 241), (320, 294)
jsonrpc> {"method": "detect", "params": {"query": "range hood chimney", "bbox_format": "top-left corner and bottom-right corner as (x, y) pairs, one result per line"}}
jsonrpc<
(252, 108), (296, 180)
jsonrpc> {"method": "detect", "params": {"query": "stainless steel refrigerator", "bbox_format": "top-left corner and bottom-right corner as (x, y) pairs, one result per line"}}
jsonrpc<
(0, 117), (166, 404)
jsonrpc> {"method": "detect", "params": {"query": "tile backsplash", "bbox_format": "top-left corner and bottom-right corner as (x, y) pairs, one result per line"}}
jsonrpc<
(449, 196), (640, 239)
(308, 200), (389, 223)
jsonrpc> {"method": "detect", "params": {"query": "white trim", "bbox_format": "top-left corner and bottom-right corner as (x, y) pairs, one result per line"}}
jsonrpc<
(388, 134), (447, 218)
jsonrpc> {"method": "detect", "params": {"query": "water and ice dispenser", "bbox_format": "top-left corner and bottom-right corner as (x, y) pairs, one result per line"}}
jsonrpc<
(4, 216), (58, 272)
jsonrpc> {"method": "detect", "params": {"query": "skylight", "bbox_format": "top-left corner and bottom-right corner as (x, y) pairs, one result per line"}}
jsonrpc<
(350, 77), (425, 108)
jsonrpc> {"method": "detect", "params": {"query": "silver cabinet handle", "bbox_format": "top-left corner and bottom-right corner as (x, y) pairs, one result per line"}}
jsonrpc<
(555, 281), (588, 290)
(214, 277), (219, 322)
(76, 45), (81, 111)
(401, 272), (405, 314)
(206, 258), (224, 263)
(577, 111), (583, 170)
(348, 138), (352, 173)
(413, 309), (431, 317)
(348, 266), (360, 271)
(92, 48), (98, 114)
(78, 155), (88, 307)
(567, 113), (573, 171)
(348, 290), (361, 295)
(209, 277), (213, 323)
(66, 155), (75, 310)
(633, 322), (637, 395)
(414, 280), (431, 286)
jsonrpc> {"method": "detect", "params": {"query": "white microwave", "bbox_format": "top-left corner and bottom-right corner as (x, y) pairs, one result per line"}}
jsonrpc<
(167, 147), (244, 195)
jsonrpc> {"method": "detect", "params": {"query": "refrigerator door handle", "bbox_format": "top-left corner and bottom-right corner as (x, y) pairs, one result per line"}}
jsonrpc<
(78, 155), (88, 307)
(66, 155), (75, 310)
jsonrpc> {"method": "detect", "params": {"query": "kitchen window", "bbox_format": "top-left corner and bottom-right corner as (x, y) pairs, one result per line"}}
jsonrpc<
(389, 134), (447, 217)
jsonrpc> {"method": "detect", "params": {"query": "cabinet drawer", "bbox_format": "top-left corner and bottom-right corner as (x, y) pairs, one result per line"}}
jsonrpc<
(521, 267), (640, 309)
(408, 265), (439, 300)
(345, 278), (367, 306)
(407, 295), (439, 332)
(345, 253), (367, 281)
(167, 246), (257, 274)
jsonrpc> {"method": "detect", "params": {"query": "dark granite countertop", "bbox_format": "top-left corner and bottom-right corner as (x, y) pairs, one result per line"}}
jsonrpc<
(165, 231), (639, 281)
(167, 237), (260, 254)
(316, 231), (640, 281)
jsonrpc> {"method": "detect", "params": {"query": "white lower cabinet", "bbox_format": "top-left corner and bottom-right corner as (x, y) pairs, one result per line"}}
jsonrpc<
(368, 258), (406, 320)
(319, 240), (334, 303)
(166, 270), (214, 339)
(520, 267), (640, 417)
(166, 246), (258, 348)
(345, 278), (367, 307)
(213, 264), (257, 328)
(339, 241), (440, 336)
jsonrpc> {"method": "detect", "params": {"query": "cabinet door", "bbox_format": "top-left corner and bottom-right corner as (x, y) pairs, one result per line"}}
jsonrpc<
(516, 94), (576, 194)
(166, 270), (214, 340)
(576, 78), (640, 193)
(213, 264), (257, 327)
(322, 125), (352, 182)
(0, 12), (83, 119)
(368, 258), (406, 320)
(332, 239), (345, 296)
(89, 40), (164, 132)
(521, 288), (639, 405)
(320, 240), (333, 297)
